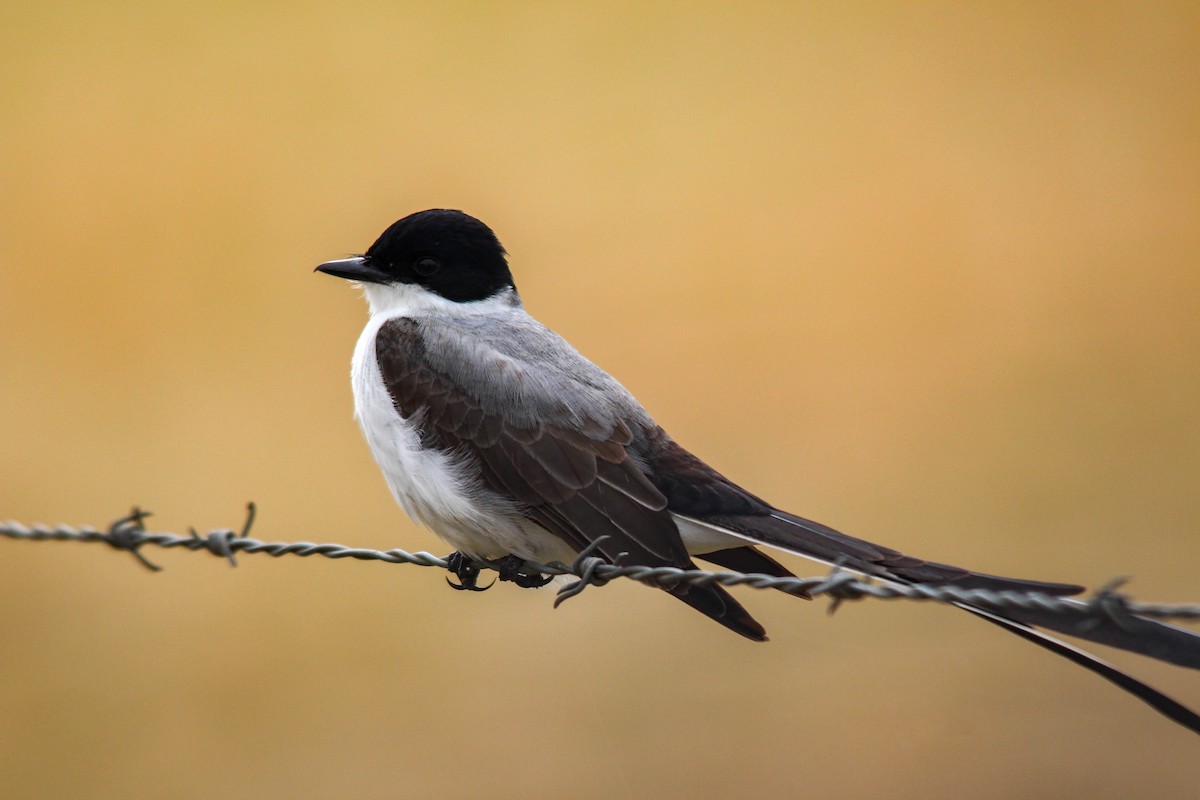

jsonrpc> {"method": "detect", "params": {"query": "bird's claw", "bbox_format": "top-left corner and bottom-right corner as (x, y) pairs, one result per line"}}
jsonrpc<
(445, 552), (551, 591)
(485, 554), (554, 588)
(445, 551), (495, 592)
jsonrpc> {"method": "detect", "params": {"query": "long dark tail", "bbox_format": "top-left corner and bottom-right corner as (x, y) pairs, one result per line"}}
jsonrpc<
(694, 509), (1200, 736)
(961, 605), (1200, 734)
(706, 509), (1085, 595)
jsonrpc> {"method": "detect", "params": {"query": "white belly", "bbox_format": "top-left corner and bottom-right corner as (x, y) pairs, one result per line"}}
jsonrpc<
(350, 314), (574, 564)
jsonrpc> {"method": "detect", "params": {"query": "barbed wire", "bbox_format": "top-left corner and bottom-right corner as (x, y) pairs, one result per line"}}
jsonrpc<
(8, 504), (1200, 736)
(4, 504), (1199, 625)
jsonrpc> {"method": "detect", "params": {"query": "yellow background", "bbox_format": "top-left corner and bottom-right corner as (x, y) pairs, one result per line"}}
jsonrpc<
(2, 2), (1198, 797)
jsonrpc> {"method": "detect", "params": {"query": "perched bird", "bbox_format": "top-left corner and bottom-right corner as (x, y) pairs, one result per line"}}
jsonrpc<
(318, 209), (1198, 731)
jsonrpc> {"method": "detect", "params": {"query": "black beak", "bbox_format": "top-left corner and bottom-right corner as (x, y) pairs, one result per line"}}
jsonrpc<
(314, 256), (392, 285)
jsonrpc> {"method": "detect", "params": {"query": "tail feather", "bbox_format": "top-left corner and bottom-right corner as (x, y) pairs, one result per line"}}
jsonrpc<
(961, 604), (1200, 734)
(696, 545), (800, 580)
(644, 432), (1198, 733)
(691, 508), (1200, 734)
(668, 576), (768, 641)
(706, 509), (1084, 596)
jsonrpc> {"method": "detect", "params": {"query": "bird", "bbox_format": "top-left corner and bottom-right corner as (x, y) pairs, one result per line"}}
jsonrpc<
(317, 208), (1199, 732)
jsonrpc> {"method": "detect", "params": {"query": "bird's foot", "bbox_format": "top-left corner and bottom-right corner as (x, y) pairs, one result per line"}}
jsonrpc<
(445, 552), (495, 592)
(485, 554), (554, 589)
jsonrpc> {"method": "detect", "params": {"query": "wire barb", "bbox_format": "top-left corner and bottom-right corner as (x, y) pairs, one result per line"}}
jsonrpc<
(1085, 576), (1138, 633)
(552, 536), (613, 607)
(103, 506), (162, 571)
(810, 565), (861, 616)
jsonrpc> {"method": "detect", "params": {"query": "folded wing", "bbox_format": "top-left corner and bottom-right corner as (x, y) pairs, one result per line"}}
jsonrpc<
(375, 316), (771, 640)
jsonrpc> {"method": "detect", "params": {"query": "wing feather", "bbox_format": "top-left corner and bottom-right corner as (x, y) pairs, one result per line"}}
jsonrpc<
(374, 316), (767, 640)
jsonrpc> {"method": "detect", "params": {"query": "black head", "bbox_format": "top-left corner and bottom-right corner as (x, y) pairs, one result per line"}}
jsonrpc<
(316, 209), (515, 303)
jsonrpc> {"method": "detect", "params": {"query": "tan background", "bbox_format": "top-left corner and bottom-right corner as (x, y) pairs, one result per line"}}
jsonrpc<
(2, 2), (1198, 797)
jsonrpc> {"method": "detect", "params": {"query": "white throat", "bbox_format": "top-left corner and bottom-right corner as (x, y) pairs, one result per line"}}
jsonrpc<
(361, 282), (520, 319)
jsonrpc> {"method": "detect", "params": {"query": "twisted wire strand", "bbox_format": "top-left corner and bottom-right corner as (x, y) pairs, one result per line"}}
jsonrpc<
(3, 505), (1198, 625)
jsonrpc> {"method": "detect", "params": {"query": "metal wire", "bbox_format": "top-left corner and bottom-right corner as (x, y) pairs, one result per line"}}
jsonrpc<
(3, 504), (1199, 626)
(9, 504), (1200, 737)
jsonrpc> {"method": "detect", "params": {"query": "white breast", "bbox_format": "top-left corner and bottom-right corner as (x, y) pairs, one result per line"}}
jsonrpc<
(349, 288), (574, 564)
(351, 314), (476, 528)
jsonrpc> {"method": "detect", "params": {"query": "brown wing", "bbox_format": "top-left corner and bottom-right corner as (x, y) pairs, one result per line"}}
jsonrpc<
(375, 317), (769, 640)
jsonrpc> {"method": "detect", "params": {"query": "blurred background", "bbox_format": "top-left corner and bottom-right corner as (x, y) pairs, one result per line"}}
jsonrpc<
(2, 2), (1198, 797)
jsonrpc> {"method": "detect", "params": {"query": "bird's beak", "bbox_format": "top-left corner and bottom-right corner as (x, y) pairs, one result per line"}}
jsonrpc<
(314, 256), (392, 285)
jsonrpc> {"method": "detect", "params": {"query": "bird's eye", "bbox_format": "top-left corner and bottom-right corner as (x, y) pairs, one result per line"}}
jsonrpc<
(414, 257), (441, 276)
